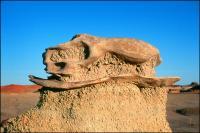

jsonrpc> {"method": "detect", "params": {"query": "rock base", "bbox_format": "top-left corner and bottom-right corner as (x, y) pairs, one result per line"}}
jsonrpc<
(4, 79), (171, 132)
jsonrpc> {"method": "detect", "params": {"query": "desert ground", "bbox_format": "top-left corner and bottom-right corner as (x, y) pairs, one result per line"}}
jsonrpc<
(167, 94), (199, 132)
(1, 92), (40, 122)
(1, 88), (199, 132)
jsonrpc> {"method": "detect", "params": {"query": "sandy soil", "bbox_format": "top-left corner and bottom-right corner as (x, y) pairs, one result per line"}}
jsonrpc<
(1, 92), (40, 121)
(1, 85), (41, 93)
(167, 94), (199, 132)
(1, 92), (199, 132)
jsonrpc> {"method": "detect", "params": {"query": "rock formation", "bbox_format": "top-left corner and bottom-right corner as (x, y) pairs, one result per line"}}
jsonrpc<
(3, 34), (180, 132)
(167, 82), (200, 94)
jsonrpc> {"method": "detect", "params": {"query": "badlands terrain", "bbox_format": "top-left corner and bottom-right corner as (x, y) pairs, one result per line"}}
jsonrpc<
(0, 33), (199, 132)
(1, 84), (199, 132)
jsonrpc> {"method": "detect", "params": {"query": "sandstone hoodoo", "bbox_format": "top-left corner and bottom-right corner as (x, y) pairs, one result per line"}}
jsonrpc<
(29, 34), (179, 89)
(4, 34), (180, 132)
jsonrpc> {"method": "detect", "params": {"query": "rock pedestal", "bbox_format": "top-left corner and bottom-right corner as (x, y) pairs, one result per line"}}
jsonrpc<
(4, 34), (180, 132)
(5, 82), (171, 132)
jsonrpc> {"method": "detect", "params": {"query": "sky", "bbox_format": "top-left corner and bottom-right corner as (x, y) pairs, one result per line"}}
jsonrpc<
(1, 1), (199, 85)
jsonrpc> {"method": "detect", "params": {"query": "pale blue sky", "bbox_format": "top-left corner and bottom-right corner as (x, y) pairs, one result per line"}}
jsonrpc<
(1, 1), (199, 85)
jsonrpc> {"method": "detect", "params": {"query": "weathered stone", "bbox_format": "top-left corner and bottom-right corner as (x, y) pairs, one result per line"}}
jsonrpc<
(5, 80), (171, 132)
(29, 75), (180, 90)
(30, 34), (179, 89)
(3, 34), (181, 132)
(44, 34), (161, 76)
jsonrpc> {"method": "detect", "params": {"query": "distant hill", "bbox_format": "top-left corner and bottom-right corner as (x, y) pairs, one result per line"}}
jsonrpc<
(0, 84), (41, 93)
(168, 82), (200, 94)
